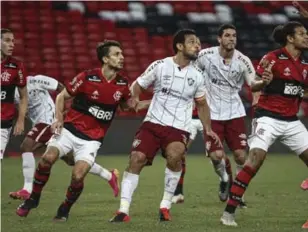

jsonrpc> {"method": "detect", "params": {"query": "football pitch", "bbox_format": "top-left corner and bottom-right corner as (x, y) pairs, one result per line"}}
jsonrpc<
(1, 154), (307, 232)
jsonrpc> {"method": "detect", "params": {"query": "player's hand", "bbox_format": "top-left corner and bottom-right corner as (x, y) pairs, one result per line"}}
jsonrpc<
(205, 129), (222, 148)
(51, 119), (63, 135)
(293, 1), (308, 18)
(261, 66), (273, 86)
(127, 97), (139, 110)
(13, 120), (24, 136)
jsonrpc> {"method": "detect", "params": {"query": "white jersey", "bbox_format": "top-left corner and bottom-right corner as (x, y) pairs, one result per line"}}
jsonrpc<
(15, 75), (58, 125)
(136, 57), (206, 132)
(196, 46), (255, 120)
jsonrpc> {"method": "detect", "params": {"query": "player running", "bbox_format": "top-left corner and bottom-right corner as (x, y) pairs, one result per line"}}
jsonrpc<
(9, 75), (120, 200)
(221, 21), (308, 227)
(16, 40), (134, 221)
(1, 28), (28, 159)
(110, 29), (221, 222)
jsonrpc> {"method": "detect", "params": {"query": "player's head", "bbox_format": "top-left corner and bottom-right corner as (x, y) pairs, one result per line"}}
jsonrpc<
(96, 40), (124, 71)
(173, 29), (199, 60)
(272, 21), (308, 50)
(196, 37), (201, 53)
(1, 28), (14, 57)
(217, 24), (237, 51)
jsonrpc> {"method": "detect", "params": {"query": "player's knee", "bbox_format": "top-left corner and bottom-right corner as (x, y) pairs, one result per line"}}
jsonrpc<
(209, 150), (224, 161)
(130, 151), (147, 166)
(20, 140), (33, 152)
(233, 150), (246, 164)
(41, 147), (59, 166)
(248, 148), (266, 169)
(72, 169), (86, 182)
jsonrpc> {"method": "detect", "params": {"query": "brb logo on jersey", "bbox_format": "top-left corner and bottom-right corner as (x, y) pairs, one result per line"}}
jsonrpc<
(284, 84), (303, 97)
(89, 106), (113, 121)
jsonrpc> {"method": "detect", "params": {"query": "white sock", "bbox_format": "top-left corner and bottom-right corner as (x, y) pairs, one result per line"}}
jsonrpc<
(89, 163), (112, 181)
(22, 152), (35, 193)
(213, 159), (229, 182)
(119, 171), (139, 215)
(160, 168), (182, 209)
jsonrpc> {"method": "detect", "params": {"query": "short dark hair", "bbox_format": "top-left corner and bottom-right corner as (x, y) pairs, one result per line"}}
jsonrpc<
(272, 21), (304, 46)
(217, 24), (236, 37)
(172, 29), (196, 53)
(1, 28), (13, 38)
(96, 40), (122, 64)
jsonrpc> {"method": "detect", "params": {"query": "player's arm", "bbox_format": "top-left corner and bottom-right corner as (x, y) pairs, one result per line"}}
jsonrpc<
(251, 54), (275, 92)
(55, 88), (73, 123)
(34, 75), (64, 92)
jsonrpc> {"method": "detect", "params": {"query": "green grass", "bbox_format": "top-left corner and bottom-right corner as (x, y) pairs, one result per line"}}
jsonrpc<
(1, 155), (307, 232)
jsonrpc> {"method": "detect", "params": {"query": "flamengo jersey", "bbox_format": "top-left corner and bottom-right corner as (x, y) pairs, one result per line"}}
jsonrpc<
(15, 75), (58, 125)
(136, 57), (206, 132)
(64, 68), (130, 141)
(255, 48), (308, 120)
(196, 46), (255, 120)
(1, 56), (26, 128)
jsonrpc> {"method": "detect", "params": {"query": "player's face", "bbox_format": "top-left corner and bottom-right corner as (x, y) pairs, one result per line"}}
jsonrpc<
(291, 26), (308, 50)
(196, 38), (201, 53)
(182, 34), (199, 61)
(106, 46), (124, 71)
(219, 29), (237, 51)
(1, 33), (15, 57)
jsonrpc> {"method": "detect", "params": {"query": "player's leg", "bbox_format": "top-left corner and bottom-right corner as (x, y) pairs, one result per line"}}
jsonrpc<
(221, 117), (280, 226)
(16, 128), (73, 217)
(206, 120), (229, 201)
(159, 127), (188, 221)
(0, 127), (12, 160)
(172, 121), (197, 203)
(54, 136), (101, 222)
(9, 124), (50, 200)
(110, 122), (160, 222)
(225, 117), (248, 207)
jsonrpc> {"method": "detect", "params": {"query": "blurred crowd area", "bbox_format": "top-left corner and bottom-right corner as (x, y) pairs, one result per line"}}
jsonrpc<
(2, 1), (308, 117)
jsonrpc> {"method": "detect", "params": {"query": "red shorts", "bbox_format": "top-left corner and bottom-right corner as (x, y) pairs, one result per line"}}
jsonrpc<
(205, 117), (247, 153)
(131, 121), (189, 165)
(26, 123), (53, 144)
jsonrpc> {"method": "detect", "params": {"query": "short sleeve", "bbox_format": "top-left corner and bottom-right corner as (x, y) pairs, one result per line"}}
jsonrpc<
(16, 62), (26, 87)
(195, 49), (211, 72)
(31, 75), (59, 91)
(194, 74), (206, 100)
(65, 72), (86, 96)
(121, 83), (131, 101)
(136, 60), (161, 89)
(256, 52), (277, 77)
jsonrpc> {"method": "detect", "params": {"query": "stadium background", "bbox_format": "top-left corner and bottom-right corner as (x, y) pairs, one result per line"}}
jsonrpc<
(2, 0), (308, 155)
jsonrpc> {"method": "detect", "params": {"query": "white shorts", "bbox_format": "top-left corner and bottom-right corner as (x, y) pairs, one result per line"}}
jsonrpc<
(47, 128), (101, 166)
(1, 127), (12, 159)
(189, 119), (203, 140)
(248, 117), (308, 155)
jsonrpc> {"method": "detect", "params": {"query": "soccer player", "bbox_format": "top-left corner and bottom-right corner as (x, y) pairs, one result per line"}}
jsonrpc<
(9, 75), (120, 200)
(174, 24), (258, 205)
(110, 29), (221, 222)
(221, 21), (308, 227)
(16, 40), (134, 221)
(1, 28), (28, 159)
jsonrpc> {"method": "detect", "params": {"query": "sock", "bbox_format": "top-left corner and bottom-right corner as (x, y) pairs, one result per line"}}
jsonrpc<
(212, 159), (229, 182)
(31, 162), (52, 200)
(62, 180), (84, 210)
(119, 171), (139, 215)
(174, 156), (186, 195)
(89, 163), (112, 181)
(225, 165), (256, 214)
(225, 156), (233, 181)
(160, 167), (182, 209)
(22, 152), (35, 193)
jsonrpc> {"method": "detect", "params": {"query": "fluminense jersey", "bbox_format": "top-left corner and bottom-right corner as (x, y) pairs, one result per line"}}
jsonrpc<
(15, 75), (58, 125)
(136, 57), (206, 132)
(196, 46), (255, 120)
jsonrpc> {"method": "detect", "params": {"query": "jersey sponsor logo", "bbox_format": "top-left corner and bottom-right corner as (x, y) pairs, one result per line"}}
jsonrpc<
(161, 88), (188, 101)
(116, 79), (127, 85)
(301, 59), (308, 65)
(283, 67), (291, 76)
(277, 53), (288, 60)
(4, 63), (17, 68)
(88, 106), (113, 121)
(91, 90), (99, 100)
(132, 139), (141, 148)
(71, 79), (83, 93)
(1, 71), (11, 82)
(283, 84), (303, 97)
(87, 75), (101, 82)
(113, 91), (122, 101)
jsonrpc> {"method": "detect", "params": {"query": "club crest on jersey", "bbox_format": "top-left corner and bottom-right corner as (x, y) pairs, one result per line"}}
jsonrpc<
(303, 69), (307, 80)
(187, 78), (195, 86)
(1, 71), (11, 82)
(91, 90), (99, 100)
(283, 67), (291, 76)
(113, 91), (122, 101)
